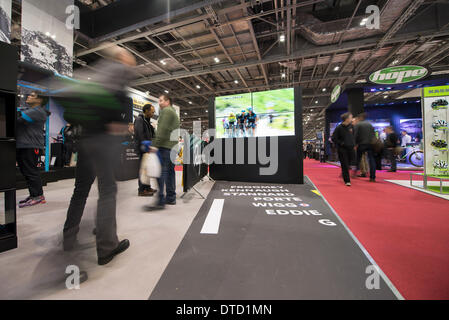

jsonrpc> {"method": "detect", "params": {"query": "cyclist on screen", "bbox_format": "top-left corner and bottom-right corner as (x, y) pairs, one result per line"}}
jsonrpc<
(228, 112), (236, 137)
(246, 107), (258, 137)
(222, 118), (229, 137)
(237, 109), (247, 137)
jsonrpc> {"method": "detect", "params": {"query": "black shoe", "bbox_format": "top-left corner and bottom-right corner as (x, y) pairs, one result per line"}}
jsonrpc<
(357, 174), (367, 178)
(166, 200), (176, 205)
(63, 239), (78, 252)
(387, 170), (396, 172)
(79, 271), (88, 284)
(138, 190), (155, 197)
(98, 239), (130, 266)
(369, 178), (376, 182)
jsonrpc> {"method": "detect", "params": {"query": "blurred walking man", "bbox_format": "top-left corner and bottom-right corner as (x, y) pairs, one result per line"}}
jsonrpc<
(61, 47), (136, 266)
(354, 113), (377, 182)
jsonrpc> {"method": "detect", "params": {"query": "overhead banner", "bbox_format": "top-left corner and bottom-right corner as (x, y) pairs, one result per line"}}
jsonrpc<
(21, 0), (74, 76)
(0, 0), (11, 43)
(368, 65), (429, 85)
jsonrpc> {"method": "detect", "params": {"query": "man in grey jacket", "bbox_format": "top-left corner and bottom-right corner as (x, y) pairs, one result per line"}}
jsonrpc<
(17, 91), (51, 208)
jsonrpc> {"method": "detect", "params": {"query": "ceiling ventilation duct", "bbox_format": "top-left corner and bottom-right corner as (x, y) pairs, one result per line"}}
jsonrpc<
(296, 0), (413, 46)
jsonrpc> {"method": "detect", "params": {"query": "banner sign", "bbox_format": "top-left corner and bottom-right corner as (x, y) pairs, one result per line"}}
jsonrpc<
(331, 85), (341, 103)
(0, 0), (11, 43)
(422, 85), (449, 177)
(21, 0), (74, 76)
(369, 65), (429, 85)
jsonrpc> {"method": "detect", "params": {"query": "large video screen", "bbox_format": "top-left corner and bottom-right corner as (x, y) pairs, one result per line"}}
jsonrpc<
(215, 88), (295, 138)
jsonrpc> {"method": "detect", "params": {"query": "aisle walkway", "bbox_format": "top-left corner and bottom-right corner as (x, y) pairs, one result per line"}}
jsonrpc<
(304, 159), (449, 300)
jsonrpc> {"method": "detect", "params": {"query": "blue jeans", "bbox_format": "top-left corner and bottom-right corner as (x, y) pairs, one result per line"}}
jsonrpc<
(357, 144), (376, 180)
(157, 148), (176, 205)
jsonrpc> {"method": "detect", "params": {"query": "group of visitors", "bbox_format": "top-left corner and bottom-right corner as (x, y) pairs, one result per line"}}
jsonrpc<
(331, 112), (400, 186)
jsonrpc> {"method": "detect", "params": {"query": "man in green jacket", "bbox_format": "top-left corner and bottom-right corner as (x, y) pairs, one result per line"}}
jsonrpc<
(149, 94), (180, 209)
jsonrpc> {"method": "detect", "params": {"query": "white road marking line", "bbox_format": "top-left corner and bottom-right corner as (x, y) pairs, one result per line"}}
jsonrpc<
(200, 199), (225, 234)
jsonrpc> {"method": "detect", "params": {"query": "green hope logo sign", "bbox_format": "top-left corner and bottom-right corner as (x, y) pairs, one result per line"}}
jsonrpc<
(369, 65), (428, 85)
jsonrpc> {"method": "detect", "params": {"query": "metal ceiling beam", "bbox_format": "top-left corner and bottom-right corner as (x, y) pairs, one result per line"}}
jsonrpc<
(132, 29), (449, 86)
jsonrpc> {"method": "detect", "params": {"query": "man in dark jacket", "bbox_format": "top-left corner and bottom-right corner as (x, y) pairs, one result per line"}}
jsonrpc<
(384, 126), (399, 172)
(354, 113), (377, 182)
(17, 91), (51, 208)
(332, 112), (355, 186)
(134, 103), (156, 196)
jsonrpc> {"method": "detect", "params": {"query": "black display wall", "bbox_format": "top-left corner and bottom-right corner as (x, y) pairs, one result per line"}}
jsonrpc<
(208, 87), (303, 184)
(0, 41), (18, 253)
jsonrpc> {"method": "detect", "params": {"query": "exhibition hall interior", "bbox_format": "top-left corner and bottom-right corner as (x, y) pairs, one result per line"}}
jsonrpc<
(0, 0), (449, 302)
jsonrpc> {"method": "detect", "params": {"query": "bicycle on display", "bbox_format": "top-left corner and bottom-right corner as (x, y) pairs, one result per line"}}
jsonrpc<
(397, 144), (424, 168)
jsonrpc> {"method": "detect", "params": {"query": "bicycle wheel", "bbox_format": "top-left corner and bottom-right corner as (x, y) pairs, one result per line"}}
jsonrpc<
(409, 151), (424, 167)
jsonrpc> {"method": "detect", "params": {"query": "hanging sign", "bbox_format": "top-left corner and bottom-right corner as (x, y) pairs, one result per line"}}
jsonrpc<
(331, 84), (341, 103)
(369, 65), (429, 85)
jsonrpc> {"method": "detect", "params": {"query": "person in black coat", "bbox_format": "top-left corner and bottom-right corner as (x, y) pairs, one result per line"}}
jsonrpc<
(331, 112), (355, 186)
(134, 104), (156, 196)
(384, 126), (399, 172)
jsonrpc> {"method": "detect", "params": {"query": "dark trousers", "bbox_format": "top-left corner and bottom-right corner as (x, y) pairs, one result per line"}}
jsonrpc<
(63, 134), (119, 258)
(17, 148), (44, 198)
(337, 147), (354, 183)
(357, 144), (376, 179)
(157, 147), (176, 205)
(385, 148), (397, 171)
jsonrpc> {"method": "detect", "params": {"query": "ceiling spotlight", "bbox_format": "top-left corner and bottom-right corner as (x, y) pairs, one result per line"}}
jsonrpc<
(360, 18), (368, 26)
(189, 101), (193, 105)
(214, 57), (220, 63)
(87, 77), (91, 80)
(384, 95), (388, 99)
(184, 112), (188, 115)
(322, 88), (327, 92)
(206, 110), (208, 113)
(315, 100), (318, 104)
(196, 85), (201, 89)
(234, 80), (239, 84)
(280, 34), (286, 42)
(164, 90), (169, 93)
(160, 60), (167, 65)
(281, 73), (286, 78)
(333, 66), (340, 72)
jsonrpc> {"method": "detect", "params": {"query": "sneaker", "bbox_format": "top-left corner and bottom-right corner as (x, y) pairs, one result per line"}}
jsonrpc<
(19, 196), (32, 204)
(166, 200), (176, 205)
(19, 196), (46, 208)
(357, 174), (367, 178)
(144, 204), (165, 211)
(345, 182), (351, 186)
(369, 179), (376, 182)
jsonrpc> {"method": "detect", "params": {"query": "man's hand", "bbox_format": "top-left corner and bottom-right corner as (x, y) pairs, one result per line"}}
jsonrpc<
(149, 146), (158, 153)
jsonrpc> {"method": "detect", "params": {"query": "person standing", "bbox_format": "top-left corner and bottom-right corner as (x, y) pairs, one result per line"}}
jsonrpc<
(134, 103), (156, 196)
(401, 130), (412, 147)
(332, 112), (355, 186)
(385, 126), (399, 172)
(148, 94), (180, 210)
(61, 47), (135, 265)
(354, 113), (377, 182)
(17, 91), (51, 208)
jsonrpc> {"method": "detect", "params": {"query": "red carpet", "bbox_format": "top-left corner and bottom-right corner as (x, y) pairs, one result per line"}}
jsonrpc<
(305, 159), (449, 300)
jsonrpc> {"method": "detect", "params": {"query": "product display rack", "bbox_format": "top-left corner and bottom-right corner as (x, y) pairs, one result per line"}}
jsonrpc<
(417, 85), (449, 195)
(0, 42), (18, 253)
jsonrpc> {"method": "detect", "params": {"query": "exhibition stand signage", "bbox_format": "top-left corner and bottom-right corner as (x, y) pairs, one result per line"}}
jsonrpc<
(331, 84), (341, 103)
(420, 85), (449, 194)
(368, 65), (429, 85)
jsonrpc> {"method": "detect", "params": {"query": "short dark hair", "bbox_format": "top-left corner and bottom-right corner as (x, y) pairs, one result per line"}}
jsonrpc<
(356, 112), (367, 121)
(30, 91), (49, 106)
(159, 94), (172, 106)
(340, 112), (352, 122)
(142, 104), (153, 113)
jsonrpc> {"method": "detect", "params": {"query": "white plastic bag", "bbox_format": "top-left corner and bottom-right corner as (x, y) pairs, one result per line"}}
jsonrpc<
(139, 152), (161, 185)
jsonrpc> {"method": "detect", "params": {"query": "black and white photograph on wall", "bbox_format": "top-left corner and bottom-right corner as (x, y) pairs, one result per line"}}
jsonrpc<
(0, 0), (11, 43)
(21, 0), (73, 76)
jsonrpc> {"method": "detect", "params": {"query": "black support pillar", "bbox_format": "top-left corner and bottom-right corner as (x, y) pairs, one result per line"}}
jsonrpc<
(347, 88), (364, 117)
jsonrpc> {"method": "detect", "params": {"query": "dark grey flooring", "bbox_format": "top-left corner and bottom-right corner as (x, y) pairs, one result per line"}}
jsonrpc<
(150, 180), (399, 300)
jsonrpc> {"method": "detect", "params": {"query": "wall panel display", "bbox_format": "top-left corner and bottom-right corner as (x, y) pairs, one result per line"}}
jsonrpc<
(422, 86), (449, 176)
(21, 0), (74, 76)
(0, 0), (11, 43)
(215, 88), (295, 138)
